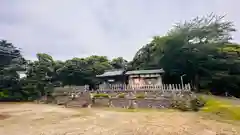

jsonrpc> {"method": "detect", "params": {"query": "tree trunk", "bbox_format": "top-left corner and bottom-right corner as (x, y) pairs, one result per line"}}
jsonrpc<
(194, 74), (200, 92)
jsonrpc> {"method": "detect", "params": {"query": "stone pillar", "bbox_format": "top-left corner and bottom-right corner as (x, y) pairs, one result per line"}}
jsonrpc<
(108, 99), (113, 107)
(128, 99), (137, 109)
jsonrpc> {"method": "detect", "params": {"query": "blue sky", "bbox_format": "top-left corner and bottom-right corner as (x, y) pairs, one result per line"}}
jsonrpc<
(0, 0), (239, 61)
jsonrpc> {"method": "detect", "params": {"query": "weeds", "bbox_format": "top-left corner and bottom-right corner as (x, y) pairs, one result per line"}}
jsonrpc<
(117, 93), (125, 98)
(201, 96), (240, 120)
(92, 93), (109, 98)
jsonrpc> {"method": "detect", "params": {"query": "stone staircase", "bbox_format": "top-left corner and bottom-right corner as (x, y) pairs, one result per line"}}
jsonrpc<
(52, 90), (92, 108)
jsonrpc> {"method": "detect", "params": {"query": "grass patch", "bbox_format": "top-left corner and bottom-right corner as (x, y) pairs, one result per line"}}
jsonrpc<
(200, 95), (240, 121)
(92, 93), (109, 98)
(136, 94), (145, 99)
(117, 93), (125, 98)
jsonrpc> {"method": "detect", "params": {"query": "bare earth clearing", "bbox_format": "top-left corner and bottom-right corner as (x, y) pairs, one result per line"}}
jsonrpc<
(0, 103), (240, 135)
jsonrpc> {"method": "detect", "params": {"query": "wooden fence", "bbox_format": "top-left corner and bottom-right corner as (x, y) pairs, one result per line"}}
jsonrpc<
(52, 84), (191, 96)
(97, 83), (191, 91)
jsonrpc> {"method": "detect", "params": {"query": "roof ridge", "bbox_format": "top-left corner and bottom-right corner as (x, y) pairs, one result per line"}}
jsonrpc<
(105, 69), (125, 72)
(125, 69), (164, 75)
(127, 69), (163, 71)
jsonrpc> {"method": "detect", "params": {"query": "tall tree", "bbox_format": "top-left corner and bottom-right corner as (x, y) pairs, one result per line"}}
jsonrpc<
(57, 55), (112, 89)
(25, 53), (55, 98)
(162, 14), (236, 91)
(0, 40), (26, 100)
(131, 14), (240, 96)
(110, 57), (128, 69)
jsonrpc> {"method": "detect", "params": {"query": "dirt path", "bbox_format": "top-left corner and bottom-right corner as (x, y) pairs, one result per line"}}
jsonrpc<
(0, 103), (240, 135)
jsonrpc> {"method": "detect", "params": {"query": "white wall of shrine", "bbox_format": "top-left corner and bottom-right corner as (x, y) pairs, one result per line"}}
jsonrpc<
(128, 74), (163, 86)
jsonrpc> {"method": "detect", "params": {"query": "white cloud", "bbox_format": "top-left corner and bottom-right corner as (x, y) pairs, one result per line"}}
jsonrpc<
(0, 0), (239, 61)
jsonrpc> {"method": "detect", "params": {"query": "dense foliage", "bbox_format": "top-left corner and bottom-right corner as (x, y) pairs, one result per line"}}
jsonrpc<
(0, 40), (26, 101)
(0, 14), (240, 101)
(130, 14), (240, 97)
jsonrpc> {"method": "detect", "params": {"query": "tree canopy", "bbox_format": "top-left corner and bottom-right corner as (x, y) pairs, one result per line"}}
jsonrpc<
(131, 14), (240, 96)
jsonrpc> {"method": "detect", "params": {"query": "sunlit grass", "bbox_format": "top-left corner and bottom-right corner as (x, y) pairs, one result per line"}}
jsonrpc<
(200, 95), (240, 121)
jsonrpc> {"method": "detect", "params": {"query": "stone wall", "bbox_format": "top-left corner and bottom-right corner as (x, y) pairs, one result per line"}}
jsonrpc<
(93, 98), (110, 107)
(92, 97), (173, 109)
(51, 91), (91, 108)
(65, 97), (90, 108)
(110, 98), (130, 108)
(136, 98), (171, 108)
(51, 89), (193, 109)
(65, 91), (92, 108)
(54, 96), (69, 105)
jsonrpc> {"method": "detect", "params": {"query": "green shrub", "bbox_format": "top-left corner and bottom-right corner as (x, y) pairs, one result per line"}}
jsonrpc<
(171, 96), (206, 112)
(117, 93), (125, 98)
(0, 90), (9, 98)
(190, 96), (206, 111)
(92, 93), (109, 98)
(136, 94), (145, 99)
(171, 99), (191, 111)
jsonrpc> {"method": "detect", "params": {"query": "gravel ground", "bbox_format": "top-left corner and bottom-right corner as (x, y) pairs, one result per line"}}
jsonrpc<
(0, 103), (240, 135)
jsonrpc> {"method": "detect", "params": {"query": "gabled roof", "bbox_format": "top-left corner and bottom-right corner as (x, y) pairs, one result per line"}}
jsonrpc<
(125, 69), (164, 75)
(96, 69), (125, 77)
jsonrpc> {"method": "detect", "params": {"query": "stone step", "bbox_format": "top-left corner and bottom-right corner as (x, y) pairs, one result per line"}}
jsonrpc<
(65, 100), (89, 108)
(56, 100), (68, 105)
(66, 104), (83, 108)
(66, 103), (89, 108)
